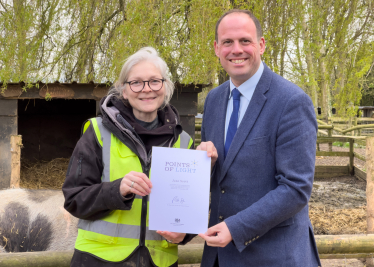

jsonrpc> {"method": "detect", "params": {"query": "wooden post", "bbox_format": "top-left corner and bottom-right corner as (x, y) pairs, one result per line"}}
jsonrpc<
(96, 100), (100, 116)
(10, 135), (22, 188)
(328, 128), (332, 152)
(349, 138), (354, 175)
(0, 99), (18, 189)
(367, 136), (374, 266)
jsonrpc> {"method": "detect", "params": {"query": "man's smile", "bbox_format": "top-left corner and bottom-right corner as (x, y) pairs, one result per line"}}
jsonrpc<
(229, 59), (247, 64)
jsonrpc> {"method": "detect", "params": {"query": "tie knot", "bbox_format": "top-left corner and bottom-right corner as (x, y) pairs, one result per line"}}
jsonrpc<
(232, 88), (241, 101)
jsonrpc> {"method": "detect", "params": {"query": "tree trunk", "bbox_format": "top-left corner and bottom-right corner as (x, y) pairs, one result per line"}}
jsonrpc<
(300, 10), (318, 112)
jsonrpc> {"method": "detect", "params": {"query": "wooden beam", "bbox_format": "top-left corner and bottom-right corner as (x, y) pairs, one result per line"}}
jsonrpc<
(367, 136), (374, 234)
(349, 139), (354, 175)
(315, 234), (374, 254)
(10, 135), (22, 188)
(367, 136), (374, 266)
(316, 151), (350, 157)
(3, 236), (374, 265)
(0, 100), (18, 189)
(318, 125), (334, 129)
(0, 83), (204, 100)
(0, 251), (73, 267)
(354, 152), (366, 162)
(314, 165), (349, 178)
(317, 137), (351, 143)
(354, 166), (367, 181)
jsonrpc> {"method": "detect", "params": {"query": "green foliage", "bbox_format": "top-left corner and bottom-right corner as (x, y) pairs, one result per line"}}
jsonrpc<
(332, 141), (364, 149)
(0, 0), (226, 85)
(0, 0), (373, 120)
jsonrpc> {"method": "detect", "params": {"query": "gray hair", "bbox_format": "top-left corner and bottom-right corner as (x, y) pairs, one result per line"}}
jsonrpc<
(108, 47), (174, 107)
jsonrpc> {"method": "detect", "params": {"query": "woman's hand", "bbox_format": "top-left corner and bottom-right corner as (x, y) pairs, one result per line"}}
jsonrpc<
(120, 171), (152, 197)
(156, 231), (186, 244)
(196, 141), (218, 168)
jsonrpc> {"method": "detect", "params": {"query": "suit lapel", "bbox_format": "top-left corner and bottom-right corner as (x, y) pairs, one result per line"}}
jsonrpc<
(219, 65), (272, 183)
(213, 84), (230, 168)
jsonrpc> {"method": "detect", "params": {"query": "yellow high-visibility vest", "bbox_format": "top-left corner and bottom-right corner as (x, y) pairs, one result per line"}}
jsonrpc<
(75, 117), (193, 267)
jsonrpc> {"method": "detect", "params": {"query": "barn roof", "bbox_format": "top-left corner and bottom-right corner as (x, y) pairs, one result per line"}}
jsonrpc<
(0, 82), (206, 100)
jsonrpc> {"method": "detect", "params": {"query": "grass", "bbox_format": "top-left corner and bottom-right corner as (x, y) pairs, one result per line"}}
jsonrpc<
(332, 141), (365, 149)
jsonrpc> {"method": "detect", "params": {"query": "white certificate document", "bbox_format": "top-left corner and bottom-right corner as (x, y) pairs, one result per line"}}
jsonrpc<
(149, 147), (211, 234)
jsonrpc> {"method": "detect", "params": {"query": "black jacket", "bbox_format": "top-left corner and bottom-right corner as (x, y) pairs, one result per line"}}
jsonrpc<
(63, 95), (195, 267)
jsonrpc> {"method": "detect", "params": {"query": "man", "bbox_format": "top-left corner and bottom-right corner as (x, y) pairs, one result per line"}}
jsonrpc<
(197, 9), (321, 267)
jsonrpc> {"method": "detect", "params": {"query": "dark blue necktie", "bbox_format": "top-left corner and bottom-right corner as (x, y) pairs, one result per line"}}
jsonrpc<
(224, 88), (241, 159)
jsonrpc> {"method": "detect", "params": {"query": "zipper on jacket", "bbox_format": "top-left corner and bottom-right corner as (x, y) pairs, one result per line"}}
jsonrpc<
(139, 163), (150, 248)
(137, 163), (150, 267)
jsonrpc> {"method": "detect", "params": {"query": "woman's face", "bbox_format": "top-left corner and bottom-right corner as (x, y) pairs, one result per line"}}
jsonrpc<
(123, 61), (166, 122)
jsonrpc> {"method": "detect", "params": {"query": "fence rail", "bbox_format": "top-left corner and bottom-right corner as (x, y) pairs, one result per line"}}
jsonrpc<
(2, 235), (374, 266)
(195, 122), (368, 179)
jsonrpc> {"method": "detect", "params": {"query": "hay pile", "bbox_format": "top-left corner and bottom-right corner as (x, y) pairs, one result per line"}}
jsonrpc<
(310, 205), (367, 235)
(20, 158), (70, 189)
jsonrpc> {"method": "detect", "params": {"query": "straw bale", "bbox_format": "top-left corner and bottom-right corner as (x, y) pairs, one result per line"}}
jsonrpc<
(20, 158), (70, 189)
(310, 205), (367, 235)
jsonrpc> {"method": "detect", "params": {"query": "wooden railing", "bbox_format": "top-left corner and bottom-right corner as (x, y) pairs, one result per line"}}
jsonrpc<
(315, 135), (366, 181)
(326, 117), (374, 136)
(2, 235), (374, 265)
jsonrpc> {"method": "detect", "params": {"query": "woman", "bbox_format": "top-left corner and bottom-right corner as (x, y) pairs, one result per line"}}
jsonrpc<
(63, 47), (195, 267)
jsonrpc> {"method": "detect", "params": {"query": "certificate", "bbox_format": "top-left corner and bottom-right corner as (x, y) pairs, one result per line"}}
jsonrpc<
(149, 147), (211, 234)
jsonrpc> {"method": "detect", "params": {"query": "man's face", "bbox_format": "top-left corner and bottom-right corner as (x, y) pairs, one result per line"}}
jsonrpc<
(214, 13), (265, 87)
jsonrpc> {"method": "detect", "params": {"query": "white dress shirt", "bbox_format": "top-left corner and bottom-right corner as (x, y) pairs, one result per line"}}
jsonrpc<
(224, 62), (264, 143)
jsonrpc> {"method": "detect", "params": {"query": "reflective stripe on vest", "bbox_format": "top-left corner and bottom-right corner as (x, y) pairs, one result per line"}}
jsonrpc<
(78, 219), (164, 240)
(77, 117), (193, 266)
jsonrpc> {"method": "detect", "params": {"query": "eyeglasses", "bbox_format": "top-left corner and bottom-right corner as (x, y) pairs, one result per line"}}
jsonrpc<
(125, 78), (165, 93)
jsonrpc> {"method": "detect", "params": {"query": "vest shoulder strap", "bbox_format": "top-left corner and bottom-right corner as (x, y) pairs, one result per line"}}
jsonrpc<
(82, 117), (103, 147)
(179, 130), (194, 149)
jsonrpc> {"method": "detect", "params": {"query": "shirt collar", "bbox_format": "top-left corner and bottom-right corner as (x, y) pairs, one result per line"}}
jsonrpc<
(229, 61), (264, 100)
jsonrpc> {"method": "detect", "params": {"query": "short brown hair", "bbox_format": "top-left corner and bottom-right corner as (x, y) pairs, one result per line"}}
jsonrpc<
(215, 9), (263, 42)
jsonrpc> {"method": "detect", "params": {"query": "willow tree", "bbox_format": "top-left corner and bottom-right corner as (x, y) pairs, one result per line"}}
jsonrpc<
(0, 0), (229, 87)
(1, 0), (374, 119)
(290, 0), (374, 120)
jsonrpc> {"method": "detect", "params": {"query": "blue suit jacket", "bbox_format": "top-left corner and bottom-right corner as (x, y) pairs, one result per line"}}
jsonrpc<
(200, 64), (321, 267)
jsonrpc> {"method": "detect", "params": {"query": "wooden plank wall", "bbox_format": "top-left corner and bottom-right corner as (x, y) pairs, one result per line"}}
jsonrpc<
(0, 100), (17, 189)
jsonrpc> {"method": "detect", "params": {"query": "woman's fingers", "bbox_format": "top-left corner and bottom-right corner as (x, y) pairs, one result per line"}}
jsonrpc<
(156, 231), (186, 243)
(132, 171), (153, 189)
(120, 171), (152, 197)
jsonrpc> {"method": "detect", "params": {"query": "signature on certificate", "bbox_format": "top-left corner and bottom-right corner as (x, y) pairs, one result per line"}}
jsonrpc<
(172, 196), (185, 204)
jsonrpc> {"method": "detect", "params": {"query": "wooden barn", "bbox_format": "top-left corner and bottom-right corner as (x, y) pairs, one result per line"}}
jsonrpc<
(0, 82), (203, 189)
(359, 106), (374, 118)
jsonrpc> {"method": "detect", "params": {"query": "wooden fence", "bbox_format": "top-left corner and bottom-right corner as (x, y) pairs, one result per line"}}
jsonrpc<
(315, 135), (366, 180)
(2, 235), (374, 266)
(195, 119), (368, 180)
(324, 117), (374, 136)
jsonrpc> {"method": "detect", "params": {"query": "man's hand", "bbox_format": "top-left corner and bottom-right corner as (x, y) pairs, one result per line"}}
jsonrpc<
(196, 141), (218, 168)
(198, 222), (232, 247)
(156, 231), (186, 244)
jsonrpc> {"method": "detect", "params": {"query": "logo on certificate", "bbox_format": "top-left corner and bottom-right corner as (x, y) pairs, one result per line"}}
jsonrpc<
(171, 217), (183, 227)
